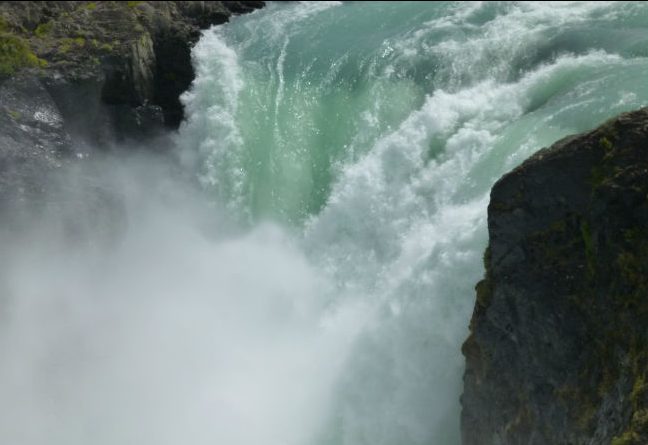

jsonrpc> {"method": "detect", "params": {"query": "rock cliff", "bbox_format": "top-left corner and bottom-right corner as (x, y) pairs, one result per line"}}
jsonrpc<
(462, 108), (648, 445)
(0, 1), (262, 211)
(0, 1), (263, 139)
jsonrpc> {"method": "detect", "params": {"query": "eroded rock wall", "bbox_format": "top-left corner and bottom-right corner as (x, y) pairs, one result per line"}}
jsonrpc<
(462, 108), (648, 445)
(0, 1), (262, 212)
(0, 1), (264, 141)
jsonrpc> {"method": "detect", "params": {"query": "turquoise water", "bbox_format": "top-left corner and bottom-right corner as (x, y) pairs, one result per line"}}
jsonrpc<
(2, 2), (647, 445)
(177, 2), (648, 444)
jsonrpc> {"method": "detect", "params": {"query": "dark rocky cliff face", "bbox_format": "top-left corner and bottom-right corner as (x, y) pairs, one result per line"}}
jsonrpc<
(462, 108), (648, 445)
(0, 1), (262, 212)
(1, 1), (263, 140)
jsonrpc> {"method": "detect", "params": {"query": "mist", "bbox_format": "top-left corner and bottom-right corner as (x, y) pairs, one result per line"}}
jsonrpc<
(0, 149), (364, 445)
(3, 1), (645, 444)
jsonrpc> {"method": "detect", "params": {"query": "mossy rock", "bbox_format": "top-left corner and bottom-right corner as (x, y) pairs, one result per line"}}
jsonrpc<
(6, 110), (21, 120)
(34, 22), (53, 38)
(0, 16), (9, 33)
(0, 33), (46, 75)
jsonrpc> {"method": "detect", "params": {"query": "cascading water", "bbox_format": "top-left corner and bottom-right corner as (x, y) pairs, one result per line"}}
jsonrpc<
(1, 2), (647, 445)
(179, 2), (648, 443)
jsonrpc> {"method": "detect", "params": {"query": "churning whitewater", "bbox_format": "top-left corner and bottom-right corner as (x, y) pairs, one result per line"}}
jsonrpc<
(1, 2), (648, 445)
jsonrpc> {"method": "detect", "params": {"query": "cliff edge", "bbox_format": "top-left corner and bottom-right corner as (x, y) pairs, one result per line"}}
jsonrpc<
(0, 1), (263, 139)
(0, 1), (262, 212)
(462, 108), (648, 445)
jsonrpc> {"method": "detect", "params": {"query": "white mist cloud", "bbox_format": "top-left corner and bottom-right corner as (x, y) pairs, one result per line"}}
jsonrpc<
(0, 153), (362, 445)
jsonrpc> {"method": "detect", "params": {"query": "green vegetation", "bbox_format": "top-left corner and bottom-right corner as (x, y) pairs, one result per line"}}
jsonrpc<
(600, 136), (613, 152)
(0, 33), (46, 75)
(611, 431), (636, 445)
(525, 154), (648, 440)
(58, 37), (86, 53)
(0, 16), (9, 33)
(611, 406), (648, 445)
(127, 1), (143, 7)
(34, 22), (53, 38)
(86, 2), (97, 10)
(6, 110), (21, 120)
(99, 42), (114, 52)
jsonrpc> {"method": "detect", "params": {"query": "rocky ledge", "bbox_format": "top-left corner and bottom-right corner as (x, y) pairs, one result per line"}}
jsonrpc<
(0, 1), (262, 212)
(0, 1), (263, 140)
(462, 108), (648, 445)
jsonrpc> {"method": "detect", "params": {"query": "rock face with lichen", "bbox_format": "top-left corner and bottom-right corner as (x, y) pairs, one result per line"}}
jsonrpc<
(461, 108), (648, 445)
(0, 1), (262, 210)
(0, 1), (263, 139)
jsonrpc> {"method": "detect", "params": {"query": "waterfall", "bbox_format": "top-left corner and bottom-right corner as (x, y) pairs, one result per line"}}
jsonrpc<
(1, 2), (647, 444)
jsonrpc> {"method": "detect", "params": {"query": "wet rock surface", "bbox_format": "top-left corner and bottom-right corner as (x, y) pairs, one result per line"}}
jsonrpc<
(0, 1), (262, 213)
(0, 76), (70, 208)
(0, 1), (263, 138)
(462, 108), (648, 445)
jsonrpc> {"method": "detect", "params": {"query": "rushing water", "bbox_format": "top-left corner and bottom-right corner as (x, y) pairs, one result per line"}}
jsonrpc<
(179, 2), (648, 443)
(2, 2), (648, 445)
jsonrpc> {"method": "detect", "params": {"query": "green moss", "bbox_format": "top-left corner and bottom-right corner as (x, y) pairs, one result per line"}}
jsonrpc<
(632, 375), (646, 408)
(58, 37), (86, 54)
(603, 234), (648, 442)
(86, 2), (97, 10)
(611, 409), (648, 445)
(631, 409), (648, 431)
(6, 110), (21, 120)
(0, 33), (46, 75)
(127, 1), (143, 7)
(600, 136), (614, 152)
(527, 216), (584, 271)
(0, 16), (9, 33)
(542, 121), (648, 443)
(99, 42), (114, 52)
(554, 379), (601, 433)
(34, 22), (53, 38)
(612, 431), (638, 445)
(614, 236), (648, 310)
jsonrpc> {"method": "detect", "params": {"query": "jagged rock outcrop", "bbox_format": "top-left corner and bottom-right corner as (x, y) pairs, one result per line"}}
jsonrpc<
(0, 75), (71, 211)
(462, 108), (648, 445)
(0, 1), (263, 141)
(0, 1), (262, 211)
